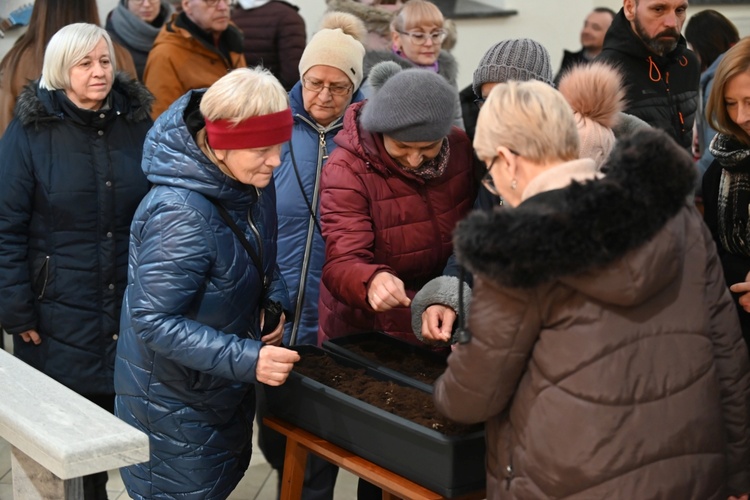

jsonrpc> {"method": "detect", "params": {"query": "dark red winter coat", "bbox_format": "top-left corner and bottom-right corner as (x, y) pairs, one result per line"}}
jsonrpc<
(317, 101), (476, 345)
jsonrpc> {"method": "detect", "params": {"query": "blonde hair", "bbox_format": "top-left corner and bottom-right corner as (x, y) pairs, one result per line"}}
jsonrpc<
(707, 37), (750, 146)
(200, 67), (289, 124)
(474, 80), (579, 164)
(40, 23), (116, 91)
(391, 0), (444, 32)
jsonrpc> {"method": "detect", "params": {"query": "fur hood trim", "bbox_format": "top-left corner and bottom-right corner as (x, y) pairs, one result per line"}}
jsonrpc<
(15, 73), (153, 127)
(454, 128), (696, 288)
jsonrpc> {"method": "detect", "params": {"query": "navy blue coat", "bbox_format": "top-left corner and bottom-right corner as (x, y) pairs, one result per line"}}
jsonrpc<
(0, 75), (152, 395)
(115, 90), (290, 499)
(274, 82), (364, 346)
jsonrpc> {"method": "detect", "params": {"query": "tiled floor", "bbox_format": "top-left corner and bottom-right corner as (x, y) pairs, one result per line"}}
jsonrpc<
(0, 431), (359, 500)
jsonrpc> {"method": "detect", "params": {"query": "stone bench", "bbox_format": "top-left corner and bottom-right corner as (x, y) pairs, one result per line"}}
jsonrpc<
(0, 348), (149, 499)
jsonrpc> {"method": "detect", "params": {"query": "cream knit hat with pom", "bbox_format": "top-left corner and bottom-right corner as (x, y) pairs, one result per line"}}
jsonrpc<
(298, 11), (367, 90)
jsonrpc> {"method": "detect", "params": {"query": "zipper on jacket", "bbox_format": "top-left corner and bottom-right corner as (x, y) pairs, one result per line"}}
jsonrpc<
(247, 188), (268, 289)
(289, 119), (342, 345)
(36, 256), (50, 300)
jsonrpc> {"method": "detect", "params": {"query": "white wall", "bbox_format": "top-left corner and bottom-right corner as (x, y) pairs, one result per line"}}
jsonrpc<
(2, 0), (750, 89)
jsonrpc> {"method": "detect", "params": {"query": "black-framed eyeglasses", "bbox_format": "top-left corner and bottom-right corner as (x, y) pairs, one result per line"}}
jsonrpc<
(474, 97), (486, 110)
(202, 0), (232, 7)
(481, 161), (500, 198)
(398, 30), (447, 46)
(302, 78), (352, 97)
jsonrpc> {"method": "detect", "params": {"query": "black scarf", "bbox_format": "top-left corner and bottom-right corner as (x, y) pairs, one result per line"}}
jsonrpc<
(710, 133), (750, 257)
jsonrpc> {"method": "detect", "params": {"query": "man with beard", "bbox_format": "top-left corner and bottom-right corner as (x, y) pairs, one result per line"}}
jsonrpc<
(597, 0), (699, 150)
(553, 7), (615, 85)
(143, 0), (246, 119)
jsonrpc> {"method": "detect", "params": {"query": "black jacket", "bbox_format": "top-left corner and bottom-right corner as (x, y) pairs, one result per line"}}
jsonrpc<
(597, 9), (699, 149)
(0, 75), (153, 394)
(554, 49), (588, 86)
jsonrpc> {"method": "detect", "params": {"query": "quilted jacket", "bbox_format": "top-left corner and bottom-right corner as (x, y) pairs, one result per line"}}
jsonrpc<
(0, 75), (152, 395)
(434, 129), (750, 499)
(115, 89), (289, 499)
(597, 9), (699, 150)
(318, 100), (476, 345)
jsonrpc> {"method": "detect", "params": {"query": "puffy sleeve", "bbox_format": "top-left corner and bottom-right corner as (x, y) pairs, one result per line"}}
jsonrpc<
(127, 202), (262, 383)
(433, 275), (541, 423)
(318, 154), (393, 310)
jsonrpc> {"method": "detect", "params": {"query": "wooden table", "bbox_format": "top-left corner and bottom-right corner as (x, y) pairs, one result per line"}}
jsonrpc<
(263, 416), (485, 500)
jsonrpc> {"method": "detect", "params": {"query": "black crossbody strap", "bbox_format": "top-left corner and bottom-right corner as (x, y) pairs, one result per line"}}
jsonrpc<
(207, 197), (268, 289)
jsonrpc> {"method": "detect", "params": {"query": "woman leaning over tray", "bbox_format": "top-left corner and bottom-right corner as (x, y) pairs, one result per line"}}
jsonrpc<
(434, 79), (750, 499)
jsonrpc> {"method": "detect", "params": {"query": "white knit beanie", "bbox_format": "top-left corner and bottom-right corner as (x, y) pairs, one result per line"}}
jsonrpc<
(298, 12), (367, 90)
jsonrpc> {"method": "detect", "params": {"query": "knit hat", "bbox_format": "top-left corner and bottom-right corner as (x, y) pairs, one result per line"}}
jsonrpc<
(298, 12), (367, 90)
(361, 65), (456, 142)
(472, 38), (553, 97)
(557, 62), (625, 169)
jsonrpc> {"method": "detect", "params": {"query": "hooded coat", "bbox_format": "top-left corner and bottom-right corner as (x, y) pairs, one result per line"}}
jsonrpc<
(434, 129), (750, 499)
(597, 9), (699, 150)
(0, 75), (152, 395)
(114, 90), (290, 499)
(274, 82), (365, 346)
(317, 100), (475, 345)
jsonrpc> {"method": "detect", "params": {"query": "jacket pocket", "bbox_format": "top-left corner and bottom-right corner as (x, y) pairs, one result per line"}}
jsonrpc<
(33, 256), (50, 300)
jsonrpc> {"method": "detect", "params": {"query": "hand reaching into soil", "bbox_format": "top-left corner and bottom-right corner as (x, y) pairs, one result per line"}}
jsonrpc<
(256, 345), (300, 386)
(368, 272), (411, 312)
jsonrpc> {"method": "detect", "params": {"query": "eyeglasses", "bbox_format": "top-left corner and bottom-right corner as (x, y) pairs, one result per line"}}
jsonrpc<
(398, 30), (447, 46)
(474, 97), (486, 110)
(302, 78), (352, 97)
(202, 0), (232, 7)
(482, 158), (500, 197)
(128, 0), (159, 4)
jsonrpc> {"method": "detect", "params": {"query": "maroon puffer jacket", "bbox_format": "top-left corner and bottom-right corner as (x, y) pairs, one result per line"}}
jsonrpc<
(318, 101), (476, 345)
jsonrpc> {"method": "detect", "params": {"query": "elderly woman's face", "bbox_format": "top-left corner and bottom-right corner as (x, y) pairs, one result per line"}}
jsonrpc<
(65, 38), (114, 111)
(128, 0), (161, 23)
(214, 143), (283, 187)
(302, 65), (354, 127)
(393, 22), (443, 66)
(383, 136), (443, 169)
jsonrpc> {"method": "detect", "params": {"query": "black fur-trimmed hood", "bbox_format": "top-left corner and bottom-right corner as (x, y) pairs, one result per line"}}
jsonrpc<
(14, 72), (153, 127)
(454, 129), (696, 295)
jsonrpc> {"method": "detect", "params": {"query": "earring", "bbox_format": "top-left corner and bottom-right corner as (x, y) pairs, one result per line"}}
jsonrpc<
(511, 178), (517, 191)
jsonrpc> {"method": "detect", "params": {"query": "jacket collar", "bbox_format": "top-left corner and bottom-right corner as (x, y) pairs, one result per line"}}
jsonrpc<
(454, 129), (696, 289)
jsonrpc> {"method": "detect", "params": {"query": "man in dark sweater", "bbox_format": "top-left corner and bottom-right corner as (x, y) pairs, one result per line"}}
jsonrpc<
(597, 0), (699, 150)
(554, 7), (615, 85)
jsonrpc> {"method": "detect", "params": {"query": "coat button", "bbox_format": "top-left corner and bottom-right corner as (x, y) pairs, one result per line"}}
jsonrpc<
(106, 232), (113, 238)
(99, 113), (105, 119)
(112, 334), (119, 340)
(105, 181), (112, 187)
(108, 283), (114, 290)
(97, 130), (104, 136)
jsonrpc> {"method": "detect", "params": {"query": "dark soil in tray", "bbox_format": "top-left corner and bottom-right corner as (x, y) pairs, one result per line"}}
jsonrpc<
(294, 351), (479, 436)
(343, 339), (448, 384)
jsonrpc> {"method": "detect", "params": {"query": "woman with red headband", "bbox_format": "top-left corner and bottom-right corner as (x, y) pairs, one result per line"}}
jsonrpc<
(114, 67), (300, 499)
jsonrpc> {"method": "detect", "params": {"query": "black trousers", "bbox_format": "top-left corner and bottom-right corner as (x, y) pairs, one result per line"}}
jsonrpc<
(81, 393), (115, 500)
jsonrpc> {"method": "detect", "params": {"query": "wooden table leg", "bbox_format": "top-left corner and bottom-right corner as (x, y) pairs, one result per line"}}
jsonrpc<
(278, 437), (308, 500)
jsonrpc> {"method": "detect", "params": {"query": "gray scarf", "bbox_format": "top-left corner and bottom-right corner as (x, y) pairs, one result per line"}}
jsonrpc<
(110, 1), (170, 53)
(710, 132), (750, 258)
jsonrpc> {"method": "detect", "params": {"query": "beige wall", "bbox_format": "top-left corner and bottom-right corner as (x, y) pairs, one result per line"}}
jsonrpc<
(2, 0), (750, 89)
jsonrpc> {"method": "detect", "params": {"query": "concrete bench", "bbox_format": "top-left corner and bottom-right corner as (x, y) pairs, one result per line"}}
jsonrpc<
(0, 348), (149, 499)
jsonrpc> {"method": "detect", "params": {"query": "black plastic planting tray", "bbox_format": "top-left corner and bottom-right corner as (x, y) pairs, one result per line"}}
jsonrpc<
(322, 331), (449, 393)
(265, 345), (485, 498)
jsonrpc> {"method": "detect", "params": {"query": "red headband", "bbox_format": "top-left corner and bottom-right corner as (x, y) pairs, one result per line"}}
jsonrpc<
(205, 109), (293, 150)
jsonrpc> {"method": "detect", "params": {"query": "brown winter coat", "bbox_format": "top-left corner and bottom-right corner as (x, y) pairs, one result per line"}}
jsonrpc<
(434, 129), (750, 499)
(318, 100), (476, 345)
(0, 43), (136, 137)
(143, 13), (246, 119)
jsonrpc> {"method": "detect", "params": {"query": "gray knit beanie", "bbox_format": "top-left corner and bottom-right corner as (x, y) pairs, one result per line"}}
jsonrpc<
(472, 38), (553, 97)
(361, 67), (456, 142)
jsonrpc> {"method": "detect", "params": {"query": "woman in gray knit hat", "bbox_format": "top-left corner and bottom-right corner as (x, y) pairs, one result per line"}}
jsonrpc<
(317, 60), (477, 498)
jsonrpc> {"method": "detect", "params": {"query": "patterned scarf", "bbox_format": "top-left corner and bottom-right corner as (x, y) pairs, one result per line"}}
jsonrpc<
(399, 139), (450, 180)
(710, 133), (750, 257)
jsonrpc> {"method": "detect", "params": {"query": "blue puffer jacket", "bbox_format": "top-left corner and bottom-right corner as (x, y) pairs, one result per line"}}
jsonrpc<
(115, 90), (290, 500)
(0, 75), (152, 395)
(275, 82), (364, 346)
